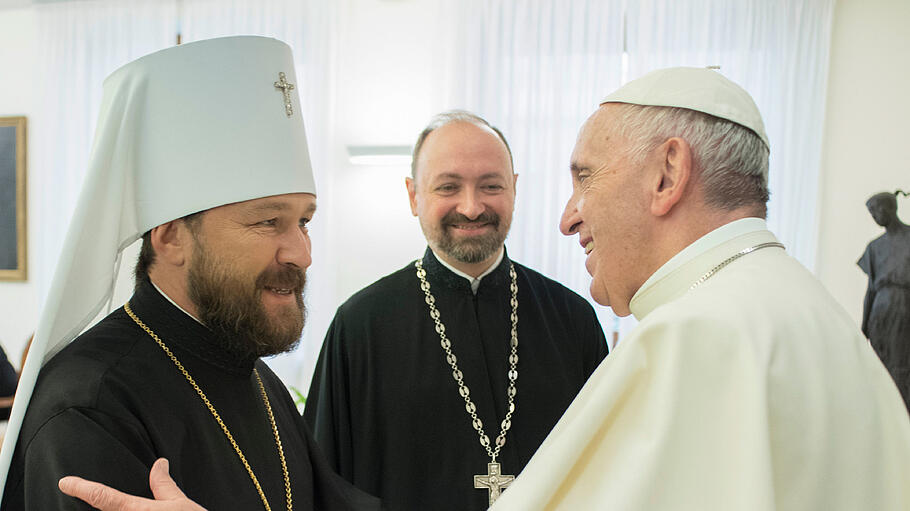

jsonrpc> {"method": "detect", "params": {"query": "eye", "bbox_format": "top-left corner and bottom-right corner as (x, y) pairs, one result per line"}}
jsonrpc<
(256, 218), (278, 227)
(436, 183), (459, 194)
(483, 184), (504, 191)
(299, 218), (311, 231)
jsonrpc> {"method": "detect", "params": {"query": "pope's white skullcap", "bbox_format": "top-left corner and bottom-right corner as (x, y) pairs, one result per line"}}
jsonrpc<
(601, 67), (769, 150)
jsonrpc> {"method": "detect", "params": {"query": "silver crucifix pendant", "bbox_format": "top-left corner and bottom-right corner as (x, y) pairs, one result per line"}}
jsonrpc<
(474, 461), (515, 507)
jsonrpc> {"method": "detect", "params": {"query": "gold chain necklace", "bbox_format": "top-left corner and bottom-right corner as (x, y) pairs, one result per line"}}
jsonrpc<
(414, 259), (518, 507)
(124, 301), (292, 511)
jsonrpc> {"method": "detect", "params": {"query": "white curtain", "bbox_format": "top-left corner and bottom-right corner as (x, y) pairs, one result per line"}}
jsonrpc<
(445, 0), (836, 343)
(626, 0), (836, 271)
(32, 0), (336, 392)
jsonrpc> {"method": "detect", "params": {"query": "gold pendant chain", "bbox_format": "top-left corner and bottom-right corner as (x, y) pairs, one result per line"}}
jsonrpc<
(414, 259), (519, 462)
(124, 301), (292, 511)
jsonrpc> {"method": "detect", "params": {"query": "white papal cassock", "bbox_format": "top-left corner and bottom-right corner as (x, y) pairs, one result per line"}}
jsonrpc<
(492, 218), (910, 510)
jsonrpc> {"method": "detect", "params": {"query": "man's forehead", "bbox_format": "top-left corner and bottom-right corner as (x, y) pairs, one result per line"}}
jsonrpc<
(572, 106), (621, 164)
(213, 192), (317, 214)
(417, 122), (513, 180)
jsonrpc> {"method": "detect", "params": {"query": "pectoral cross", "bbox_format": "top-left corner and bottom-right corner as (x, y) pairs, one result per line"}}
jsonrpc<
(274, 72), (295, 117)
(474, 462), (515, 507)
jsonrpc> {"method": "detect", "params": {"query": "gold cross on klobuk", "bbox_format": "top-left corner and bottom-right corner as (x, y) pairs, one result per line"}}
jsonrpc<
(274, 71), (295, 117)
(474, 462), (515, 507)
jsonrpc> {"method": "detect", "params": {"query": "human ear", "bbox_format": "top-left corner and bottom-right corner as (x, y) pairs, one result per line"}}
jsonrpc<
(405, 176), (418, 216)
(149, 220), (193, 268)
(650, 137), (692, 217)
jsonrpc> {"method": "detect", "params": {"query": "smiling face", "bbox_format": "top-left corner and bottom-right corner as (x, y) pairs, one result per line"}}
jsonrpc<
(407, 121), (517, 275)
(186, 192), (316, 358)
(559, 105), (654, 316)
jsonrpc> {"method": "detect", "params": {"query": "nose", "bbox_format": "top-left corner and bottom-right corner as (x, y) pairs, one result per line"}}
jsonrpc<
(455, 188), (485, 220)
(277, 227), (312, 270)
(560, 193), (582, 236)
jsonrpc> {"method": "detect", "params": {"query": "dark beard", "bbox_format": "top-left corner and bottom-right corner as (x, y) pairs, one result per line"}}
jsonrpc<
(436, 210), (507, 264)
(187, 245), (306, 360)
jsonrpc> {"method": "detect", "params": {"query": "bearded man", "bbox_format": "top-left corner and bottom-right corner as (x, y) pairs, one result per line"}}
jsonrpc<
(0, 37), (378, 510)
(302, 110), (608, 511)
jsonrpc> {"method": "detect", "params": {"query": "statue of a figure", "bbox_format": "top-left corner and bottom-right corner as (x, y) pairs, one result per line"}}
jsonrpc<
(858, 190), (910, 411)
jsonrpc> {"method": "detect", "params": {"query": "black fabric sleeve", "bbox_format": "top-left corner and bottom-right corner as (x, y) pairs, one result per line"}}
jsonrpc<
(18, 408), (153, 510)
(303, 309), (355, 479)
(261, 361), (381, 511)
(296, 412), (382, 511)
(582, 308), (609, 377)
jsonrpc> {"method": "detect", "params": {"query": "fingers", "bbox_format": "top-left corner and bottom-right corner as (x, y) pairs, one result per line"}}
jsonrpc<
(58, 476), (135, 511)
(148, 459), (208, 511)
(148, 459), (186, 501)
(59, 460), (207, 511)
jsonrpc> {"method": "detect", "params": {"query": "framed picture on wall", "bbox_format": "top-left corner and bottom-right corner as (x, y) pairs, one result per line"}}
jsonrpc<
(0, 116), (26, 281)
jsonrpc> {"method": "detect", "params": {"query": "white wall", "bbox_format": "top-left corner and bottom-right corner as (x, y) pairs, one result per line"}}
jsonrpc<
(0, 7), (37, 367)
(816, 0), (910, 326)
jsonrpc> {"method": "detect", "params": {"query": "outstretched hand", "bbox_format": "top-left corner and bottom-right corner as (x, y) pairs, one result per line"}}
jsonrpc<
(58, 458), (207, 511)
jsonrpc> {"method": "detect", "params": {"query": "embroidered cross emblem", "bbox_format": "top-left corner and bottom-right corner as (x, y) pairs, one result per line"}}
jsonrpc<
(274, 72), (295, 117)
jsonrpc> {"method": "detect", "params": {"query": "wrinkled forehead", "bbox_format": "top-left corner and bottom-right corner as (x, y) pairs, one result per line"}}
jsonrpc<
(573, 105), (626, 160)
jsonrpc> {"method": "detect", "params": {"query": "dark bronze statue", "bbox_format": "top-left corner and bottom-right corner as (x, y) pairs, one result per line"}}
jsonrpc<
(858, 190), (910, 411)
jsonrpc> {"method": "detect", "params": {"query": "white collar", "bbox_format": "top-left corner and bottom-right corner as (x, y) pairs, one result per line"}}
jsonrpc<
(150, 281), (205, 325)
(431, 247), (505, 294)
(629, 217), (772, 319)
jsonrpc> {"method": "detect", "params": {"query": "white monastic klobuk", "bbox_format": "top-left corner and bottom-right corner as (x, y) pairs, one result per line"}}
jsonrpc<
(0, 36), (317, 496)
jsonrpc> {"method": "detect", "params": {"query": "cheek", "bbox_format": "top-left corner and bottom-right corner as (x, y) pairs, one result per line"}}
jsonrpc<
(492, 195), (516, 217)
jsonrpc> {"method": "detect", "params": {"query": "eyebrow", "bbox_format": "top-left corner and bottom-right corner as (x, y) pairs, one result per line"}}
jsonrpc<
(250, 201), (317, 215)
(433, 171), (509, 181)
(570, 162), (589, 174)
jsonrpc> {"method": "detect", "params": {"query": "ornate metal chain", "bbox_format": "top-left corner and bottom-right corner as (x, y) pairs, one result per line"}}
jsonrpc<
(124, 301), (292, 511)
(689, 242), (785, 290)
(414, 259), (519, 462)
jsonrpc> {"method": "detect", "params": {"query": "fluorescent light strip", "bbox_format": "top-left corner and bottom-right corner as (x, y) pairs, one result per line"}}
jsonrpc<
(347, 145), (412, 166)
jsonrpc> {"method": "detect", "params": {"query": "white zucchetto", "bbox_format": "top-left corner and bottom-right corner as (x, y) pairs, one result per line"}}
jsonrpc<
(601, 67), (769, 150)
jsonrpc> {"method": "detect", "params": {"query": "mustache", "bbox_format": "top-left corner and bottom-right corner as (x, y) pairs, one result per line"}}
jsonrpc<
(441, 210), (500, 227)
(256, 265), (306, 292)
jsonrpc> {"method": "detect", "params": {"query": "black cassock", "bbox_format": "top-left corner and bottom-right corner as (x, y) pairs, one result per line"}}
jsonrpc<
(3, 280), (379, 511)
(304, 248), (608, 511)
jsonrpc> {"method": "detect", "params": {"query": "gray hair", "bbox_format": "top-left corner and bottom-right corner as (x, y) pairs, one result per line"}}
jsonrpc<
(611, 104), (770, 217)
(410, 110), (514, 180)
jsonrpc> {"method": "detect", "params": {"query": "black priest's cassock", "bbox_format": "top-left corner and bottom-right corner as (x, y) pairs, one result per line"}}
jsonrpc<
(304, 248), (608, 511)
(3, 280), (380, 510)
